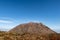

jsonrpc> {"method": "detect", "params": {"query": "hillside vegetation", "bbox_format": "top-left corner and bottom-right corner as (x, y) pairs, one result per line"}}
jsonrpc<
(0, 32), (60, 40)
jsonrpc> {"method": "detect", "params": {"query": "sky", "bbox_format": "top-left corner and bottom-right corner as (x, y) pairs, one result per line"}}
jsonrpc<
(0, 0), (60, 33)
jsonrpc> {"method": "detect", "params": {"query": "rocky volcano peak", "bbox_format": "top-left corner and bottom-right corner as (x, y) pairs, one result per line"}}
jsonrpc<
(9, 22), (56, 35)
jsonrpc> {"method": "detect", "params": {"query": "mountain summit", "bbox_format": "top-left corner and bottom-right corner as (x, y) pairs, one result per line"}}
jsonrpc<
(9, 22), (56, 35)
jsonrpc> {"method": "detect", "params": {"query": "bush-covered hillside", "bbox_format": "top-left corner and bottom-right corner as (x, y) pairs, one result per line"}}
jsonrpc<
(0, 31), (60, 40)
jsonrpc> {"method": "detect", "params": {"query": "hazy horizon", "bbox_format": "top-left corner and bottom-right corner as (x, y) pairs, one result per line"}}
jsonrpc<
(0, 0), (60, 33)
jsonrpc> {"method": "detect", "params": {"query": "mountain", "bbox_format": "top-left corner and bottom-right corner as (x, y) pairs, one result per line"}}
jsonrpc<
(9, 22), (56, 35)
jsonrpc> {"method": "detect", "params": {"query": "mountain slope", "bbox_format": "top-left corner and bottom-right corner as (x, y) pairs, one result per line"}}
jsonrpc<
(9, 22), (56, 35)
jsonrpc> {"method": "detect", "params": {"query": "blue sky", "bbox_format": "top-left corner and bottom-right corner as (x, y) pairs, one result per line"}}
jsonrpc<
(0, 0), (60, 33)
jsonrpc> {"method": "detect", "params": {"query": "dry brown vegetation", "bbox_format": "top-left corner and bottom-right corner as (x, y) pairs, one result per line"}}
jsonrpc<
(0, 31), (60, 40)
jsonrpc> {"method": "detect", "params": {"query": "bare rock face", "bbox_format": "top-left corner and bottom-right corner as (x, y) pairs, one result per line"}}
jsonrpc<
(9, 22), (56, 35)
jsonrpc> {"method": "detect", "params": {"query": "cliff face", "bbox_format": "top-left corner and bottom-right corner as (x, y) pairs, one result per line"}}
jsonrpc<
(9, 22), (56, 35)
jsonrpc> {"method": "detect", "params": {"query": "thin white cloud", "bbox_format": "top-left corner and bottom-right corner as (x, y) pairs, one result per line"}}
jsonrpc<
(0, 17), (15, 20)
(0, 20), (13, 23)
